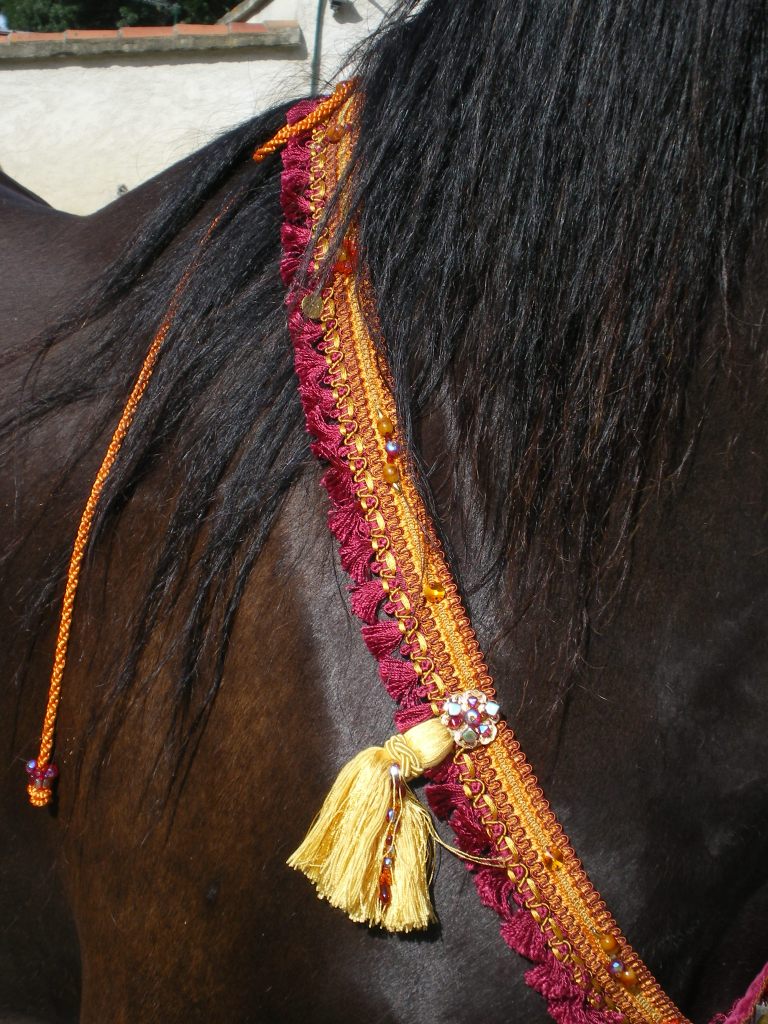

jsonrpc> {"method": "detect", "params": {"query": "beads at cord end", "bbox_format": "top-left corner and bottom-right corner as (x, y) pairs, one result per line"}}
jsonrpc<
(25, 758), (58, 806)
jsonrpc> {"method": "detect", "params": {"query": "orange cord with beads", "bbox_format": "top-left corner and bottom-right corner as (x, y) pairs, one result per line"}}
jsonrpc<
(27, 85), (353, 807)
(26, 206), (231, 805)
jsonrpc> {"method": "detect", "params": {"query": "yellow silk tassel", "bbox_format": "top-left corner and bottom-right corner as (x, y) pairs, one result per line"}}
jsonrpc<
(287, 717), (455, 932)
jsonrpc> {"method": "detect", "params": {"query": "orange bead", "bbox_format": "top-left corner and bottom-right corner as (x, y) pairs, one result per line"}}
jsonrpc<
(619, 967), (638, 988)
(598, 933), (619, 954)
(382, 464), (400, 484)
(423, 581), (446, 603)
(543, 846), (564, 869)
(325, 122), (346, 142)
(377, 413), (394, 436)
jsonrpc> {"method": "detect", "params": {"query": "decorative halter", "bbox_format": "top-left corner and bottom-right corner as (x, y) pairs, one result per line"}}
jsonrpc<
(27, 82), (768, 1024)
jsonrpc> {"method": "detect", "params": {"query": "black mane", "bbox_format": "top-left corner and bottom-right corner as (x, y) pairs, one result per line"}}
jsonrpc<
(3, 0), (767, 764)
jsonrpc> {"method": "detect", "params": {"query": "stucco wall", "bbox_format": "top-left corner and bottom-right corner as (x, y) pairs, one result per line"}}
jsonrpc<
(1, 0), (389, 214)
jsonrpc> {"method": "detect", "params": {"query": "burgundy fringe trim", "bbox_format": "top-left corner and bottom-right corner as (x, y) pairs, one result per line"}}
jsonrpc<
(279, 99), (765, 1024)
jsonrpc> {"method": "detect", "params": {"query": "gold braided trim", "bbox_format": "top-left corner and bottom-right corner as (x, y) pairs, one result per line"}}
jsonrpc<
(310, 96), (688, 1024)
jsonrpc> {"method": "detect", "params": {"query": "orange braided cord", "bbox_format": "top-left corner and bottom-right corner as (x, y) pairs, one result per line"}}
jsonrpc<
(28, 203), (232, 807)
(252, 80), (356, 162)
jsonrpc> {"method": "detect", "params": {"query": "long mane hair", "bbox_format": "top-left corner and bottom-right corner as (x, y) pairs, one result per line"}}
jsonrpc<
(3, 0), (767, 773)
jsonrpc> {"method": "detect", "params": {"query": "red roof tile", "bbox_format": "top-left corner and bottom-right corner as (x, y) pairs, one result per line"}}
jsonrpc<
(10, 30), (62, 41)
(65, 29), (118, 39)
(119, 25), (175, 37)
(175, 22), (227, 35)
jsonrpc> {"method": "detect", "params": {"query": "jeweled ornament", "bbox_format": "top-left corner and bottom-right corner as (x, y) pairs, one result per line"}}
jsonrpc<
(440, 690), (500, 749)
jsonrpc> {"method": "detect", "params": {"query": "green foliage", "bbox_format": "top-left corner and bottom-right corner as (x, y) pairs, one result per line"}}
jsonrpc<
(3, 0), (231, 31)
(3, 0), (79, 31)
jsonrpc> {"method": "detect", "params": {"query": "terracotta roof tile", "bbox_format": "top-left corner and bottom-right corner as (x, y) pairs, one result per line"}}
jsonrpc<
(119, 25), (175, 37)
(65, 29), (119, 39)
(175, 22), (228, 35)
(10, 30), (63, 41)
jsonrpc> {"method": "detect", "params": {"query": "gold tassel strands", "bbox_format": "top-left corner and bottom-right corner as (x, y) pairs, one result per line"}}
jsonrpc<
(287, 717), (455, 932)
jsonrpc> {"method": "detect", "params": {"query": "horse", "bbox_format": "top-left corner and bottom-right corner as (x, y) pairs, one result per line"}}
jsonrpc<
(1, 2), (767, 1021)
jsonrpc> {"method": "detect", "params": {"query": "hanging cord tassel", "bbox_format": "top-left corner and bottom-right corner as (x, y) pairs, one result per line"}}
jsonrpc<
(26, 88), (355, 808)
(288, 717), (456, 932)
(24, 201), (235, 807)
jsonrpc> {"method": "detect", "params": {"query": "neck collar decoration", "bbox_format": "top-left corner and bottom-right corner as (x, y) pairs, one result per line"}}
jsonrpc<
(28, 82), (768, 1024)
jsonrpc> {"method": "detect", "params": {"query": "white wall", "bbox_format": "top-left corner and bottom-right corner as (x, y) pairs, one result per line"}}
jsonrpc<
(1, 0), (389, 214)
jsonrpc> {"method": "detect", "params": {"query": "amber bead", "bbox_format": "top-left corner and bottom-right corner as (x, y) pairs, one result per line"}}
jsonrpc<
(325, 122), (346, 143)
(377, 413), (394, 436)
(383, 463), (400, 484)
(598, 932), (619, 954)
(423, 581), (446, 603)
(543, 846), (564, 869)
(619, 967), (638, 988)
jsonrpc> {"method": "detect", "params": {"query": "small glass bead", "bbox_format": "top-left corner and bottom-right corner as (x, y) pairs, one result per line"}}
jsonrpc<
(599, 933), (619, 953)
(460, 727), (479, 748)
(377, 413), (394, 436)
(542, 847), (564, 869)
(325, 122), (345, 142)
(619, 967), (638, 988)
(423, 581), (446, 603)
